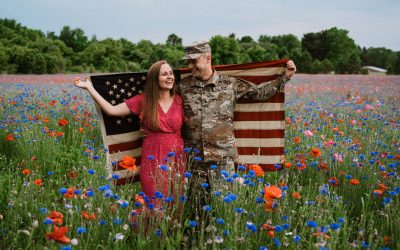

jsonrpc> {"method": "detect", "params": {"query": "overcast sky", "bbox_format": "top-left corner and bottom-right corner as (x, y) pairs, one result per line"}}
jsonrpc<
(1, 0), (399, 51)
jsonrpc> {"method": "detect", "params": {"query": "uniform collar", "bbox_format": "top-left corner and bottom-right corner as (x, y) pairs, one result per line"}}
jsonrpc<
(193, 69), (220, 87)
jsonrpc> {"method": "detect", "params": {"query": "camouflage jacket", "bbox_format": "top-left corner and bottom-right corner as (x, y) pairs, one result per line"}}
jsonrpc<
(178, 70), (290, 163)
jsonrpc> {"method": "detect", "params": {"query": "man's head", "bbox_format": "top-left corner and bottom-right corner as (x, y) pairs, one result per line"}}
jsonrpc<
(182, 41), (213, 80)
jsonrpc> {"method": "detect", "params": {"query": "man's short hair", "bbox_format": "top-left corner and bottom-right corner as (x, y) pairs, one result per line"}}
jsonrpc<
(182, 41), (211, 60)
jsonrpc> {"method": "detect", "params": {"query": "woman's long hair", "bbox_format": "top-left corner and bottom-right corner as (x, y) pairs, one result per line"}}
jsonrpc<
(142, 60), (176, 131)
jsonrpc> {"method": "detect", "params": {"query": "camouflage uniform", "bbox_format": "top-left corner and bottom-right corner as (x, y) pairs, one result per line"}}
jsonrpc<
(179, 70), (290, 167)
(179, 41), (290, 219)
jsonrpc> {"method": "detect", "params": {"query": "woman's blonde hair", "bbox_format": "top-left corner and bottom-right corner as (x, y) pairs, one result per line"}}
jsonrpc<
(142, 60), (175, 131)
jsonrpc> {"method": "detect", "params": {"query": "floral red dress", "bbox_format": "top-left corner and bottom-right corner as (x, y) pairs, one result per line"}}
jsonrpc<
(125, 94), (185, 202)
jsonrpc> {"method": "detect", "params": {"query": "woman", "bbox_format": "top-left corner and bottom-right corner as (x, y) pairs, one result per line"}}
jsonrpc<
(74, 60), (185, 205)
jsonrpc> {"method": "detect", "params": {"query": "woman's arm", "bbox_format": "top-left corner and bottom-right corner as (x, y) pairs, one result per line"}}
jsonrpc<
(74, 78), (131, 116)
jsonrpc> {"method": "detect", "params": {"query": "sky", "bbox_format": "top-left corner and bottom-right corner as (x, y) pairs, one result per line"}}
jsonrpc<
(1, 0), (399, 51)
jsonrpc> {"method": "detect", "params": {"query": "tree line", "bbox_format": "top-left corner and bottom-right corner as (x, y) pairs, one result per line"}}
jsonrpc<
(0, 18), (399, 74)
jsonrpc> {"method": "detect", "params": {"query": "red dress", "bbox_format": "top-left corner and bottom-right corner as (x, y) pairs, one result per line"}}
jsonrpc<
(125, 94), (185, 202)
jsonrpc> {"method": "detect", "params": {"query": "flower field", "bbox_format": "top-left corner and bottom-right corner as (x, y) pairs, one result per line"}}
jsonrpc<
(0, 74), (399, 249)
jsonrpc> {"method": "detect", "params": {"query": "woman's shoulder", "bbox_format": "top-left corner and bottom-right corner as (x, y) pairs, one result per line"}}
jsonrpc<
(174, 94), (183, 105)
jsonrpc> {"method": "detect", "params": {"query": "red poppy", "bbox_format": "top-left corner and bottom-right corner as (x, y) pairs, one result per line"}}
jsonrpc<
(318, 162), (329, 171)
(22, 169), (31, 175)
(293, 137), (301, 144)
(68, 170), (78, 179)
(248, 164), (264, 177)
(33, 179), (43, 186)
(49, 100), (57, 106)
(47, 211), (63, 225)
(284, 162), (292, 169)
(81, 211), (97, 220)
(63, 188), (77, 199)
(135, 194), (145, 205)
(46, 226), (70, 244)
(264, 185), (282, 212)
(349, 179), (360, 185)
(328, 177), (340, 187)
(291, 192), (302, 199)
(5, 134), (14, 141)
(58, 118), (68, 127)
(119, 156), (137, 172)
(311, 148), (321, 157)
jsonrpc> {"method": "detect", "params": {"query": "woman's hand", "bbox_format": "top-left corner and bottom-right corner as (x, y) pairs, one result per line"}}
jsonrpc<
(74, 77), (92, 89)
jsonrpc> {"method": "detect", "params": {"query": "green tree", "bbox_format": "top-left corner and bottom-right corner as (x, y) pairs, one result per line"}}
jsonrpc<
(209, 35), (240, 65)
(59, 26), (89, 52)
(166, 34), (182, 48)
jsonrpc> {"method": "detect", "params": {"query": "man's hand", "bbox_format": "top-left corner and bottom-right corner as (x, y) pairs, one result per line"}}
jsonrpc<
(285, 60), (296, 78)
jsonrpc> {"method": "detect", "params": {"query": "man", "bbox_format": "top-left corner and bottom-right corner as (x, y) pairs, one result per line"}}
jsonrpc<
(178, 40), (296, 213)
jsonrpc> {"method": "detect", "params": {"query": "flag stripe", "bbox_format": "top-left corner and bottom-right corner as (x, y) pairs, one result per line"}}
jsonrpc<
(234, 121), (285, 130)
(234, 129), (284, 138)
(105, 131), (143, 145)
(108, 139), (143, 154)
(234, 111), (285, 121)
(236, 138), (284, 147)
(235, 102), (283, 111)
(237, 155), (284, 164)
(236, 92), (284, 103)
(238, 147), (284, 155)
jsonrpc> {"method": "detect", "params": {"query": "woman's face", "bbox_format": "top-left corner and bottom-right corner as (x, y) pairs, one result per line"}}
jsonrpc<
(158, 63), (175, 90)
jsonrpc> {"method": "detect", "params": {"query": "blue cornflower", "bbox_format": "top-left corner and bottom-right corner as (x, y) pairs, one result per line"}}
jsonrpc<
(147, 155), (155, 160)
(154, 228), (162, 237)
(164, 196), (174, 203)
(306, 220), (318, 227)
(246, 222), (257, 232)
(85, 190), (95, 197)
(203, 205), (212, 212)
(99, 185), (111, 191)
(61, 246), (72, 250)
(234, 207), (244, 214)
(200, 183), (209, 188)
(214, 191), (221, 197)
(159, 165), (168, 171)
(189, 220), (197, 227)
(99, 220), (107, 225)
(113, 218), (122, 224)
(216, 218), (225, 225)
(293, 235), (301, 244)
(179, 195), (187, 202)
(220, 170), (229, 177)
(330, 223), (341, 230)
(194, 156), (202, 161)
(238, 165), (246, 171)
(210, 164), (218, 170)
(88, 169), (96, 175)
(120, 201), (129, 208)
(77, 227), (86, 234)
(184, 147), (190, 153)
(92, 155), (99, 160)
(112, 174), (120, 180)
(273, 237), (281, 247)
(274, 225), (283, 232)
(282, 224), (290, 230)
(39, 208), (47, 214)
(44, 218), (53, 225)
(58, 187), (67, 194)
(47, 171), (55, 176)
(167, 152), (176, 157)
(184, 171), (192, 178)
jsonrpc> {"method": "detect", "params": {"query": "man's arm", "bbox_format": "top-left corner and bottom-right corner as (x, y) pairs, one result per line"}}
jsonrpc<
(234, 60), (296, 101)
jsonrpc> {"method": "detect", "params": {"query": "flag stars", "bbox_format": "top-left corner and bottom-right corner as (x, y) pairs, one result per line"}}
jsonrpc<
(127, 92), (132, 97)
(131, 86), (136, 91)
(116, 120), (122, 125)
(108, 90), (114, 95)
(112, 84), (118, 89)
(141, 76), (146, 81)
(111, 100), (116, 105)
(120, 88), (125, 94)
(118, 79), (123, 84)
(127, 118), (132, 123)
(129, 77), (134, 82)
(116, 94), (121, 99)
(105, 81), (111, 86)
(124, 83), (129, 87)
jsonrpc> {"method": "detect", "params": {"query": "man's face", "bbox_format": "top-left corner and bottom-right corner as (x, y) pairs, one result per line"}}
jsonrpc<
(186, 54), (210, 80)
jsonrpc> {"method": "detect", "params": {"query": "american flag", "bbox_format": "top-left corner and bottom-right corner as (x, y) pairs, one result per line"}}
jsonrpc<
(90, 59), (287, 185)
